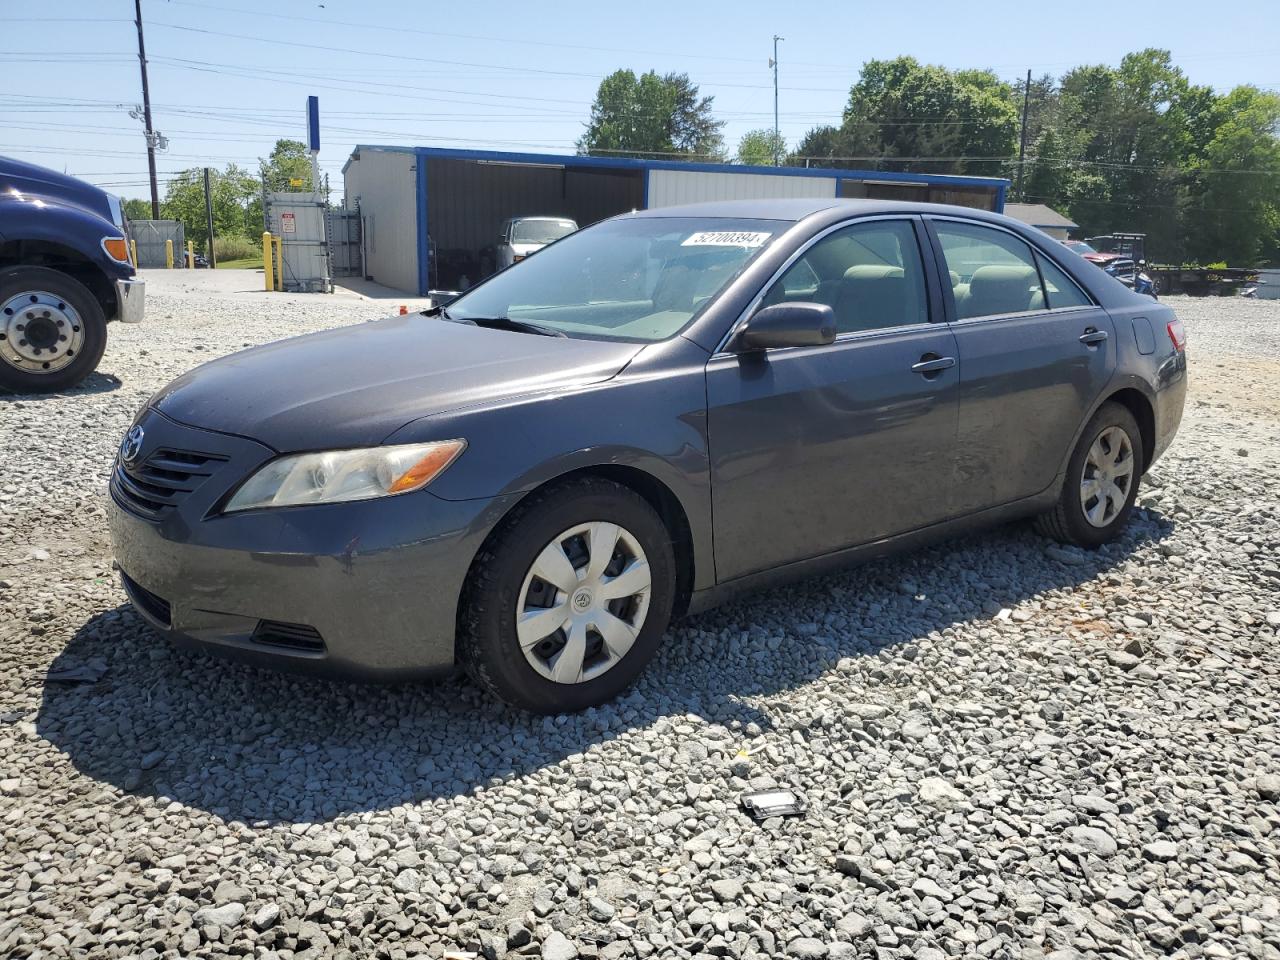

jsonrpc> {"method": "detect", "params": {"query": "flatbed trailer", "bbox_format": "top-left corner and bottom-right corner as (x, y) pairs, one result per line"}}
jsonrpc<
(1149, 266), (1260, 297)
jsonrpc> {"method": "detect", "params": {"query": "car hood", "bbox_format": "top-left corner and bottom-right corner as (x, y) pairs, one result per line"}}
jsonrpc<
(153, 314), (643, 451)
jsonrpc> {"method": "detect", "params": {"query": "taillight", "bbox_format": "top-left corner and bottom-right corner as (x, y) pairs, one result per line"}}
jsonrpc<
(1167, 319), (1186, 351)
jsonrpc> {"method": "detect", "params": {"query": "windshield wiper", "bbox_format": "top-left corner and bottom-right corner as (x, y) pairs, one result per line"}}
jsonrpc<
(465, 316), (567, 338)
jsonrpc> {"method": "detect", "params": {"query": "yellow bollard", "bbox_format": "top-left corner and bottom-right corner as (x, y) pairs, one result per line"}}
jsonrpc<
(273, 236), (283, 291)
(262, 232), (274, 291)
(129, 238), (137, 266)
(164, 239), (174, 269)
(186, 240), (194, 269)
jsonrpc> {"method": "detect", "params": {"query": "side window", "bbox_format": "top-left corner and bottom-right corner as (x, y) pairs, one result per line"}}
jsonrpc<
(1036, 252), (1093, 309)
(763, 220), (928, 334)
(934, 221), (1046, 320)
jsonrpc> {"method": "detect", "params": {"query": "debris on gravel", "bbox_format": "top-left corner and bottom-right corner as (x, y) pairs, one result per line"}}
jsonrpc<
(2, 279), (1280, 958)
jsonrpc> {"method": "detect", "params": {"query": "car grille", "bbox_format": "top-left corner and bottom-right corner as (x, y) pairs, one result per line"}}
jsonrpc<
(111, 448), (228, 519)
(252, 619), (326, 653)
(121, 572), (172, 627)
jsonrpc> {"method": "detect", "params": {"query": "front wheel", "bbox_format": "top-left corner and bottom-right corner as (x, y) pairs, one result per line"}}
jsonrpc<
(1036, 401), (1144, 548)
(458, 478), (676, 713)
(0, 266), (108, 393)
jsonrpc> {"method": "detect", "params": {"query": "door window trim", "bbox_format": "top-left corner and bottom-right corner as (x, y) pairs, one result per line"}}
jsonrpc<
(1033, 249), (1096, 311)
(923, 214), (1099, 325)
(713, 214), (941, 356)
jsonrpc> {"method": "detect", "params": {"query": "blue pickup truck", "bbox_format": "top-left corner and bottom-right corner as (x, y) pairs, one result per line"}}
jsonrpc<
(0, 157), (145, 392)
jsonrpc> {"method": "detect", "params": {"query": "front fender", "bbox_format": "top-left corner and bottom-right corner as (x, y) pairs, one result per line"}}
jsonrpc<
(383, 337), (716, 589)
(0, 196), (132, 280)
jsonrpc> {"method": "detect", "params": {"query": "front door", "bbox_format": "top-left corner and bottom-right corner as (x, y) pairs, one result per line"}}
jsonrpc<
(926, 217), (1117, 513)
(707, 217), (960, 582)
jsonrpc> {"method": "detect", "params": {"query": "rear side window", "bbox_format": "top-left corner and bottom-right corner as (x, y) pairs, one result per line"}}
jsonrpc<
(1036, 252), (1093, 309)
(763, 219), (928, 334)
(934, 221), (1046, 320)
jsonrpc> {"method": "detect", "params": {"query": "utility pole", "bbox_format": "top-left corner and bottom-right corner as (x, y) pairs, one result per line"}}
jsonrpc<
(770, 35), (784, 166)
(1017, 68), (1031, 201)
(133, 0), (160, 218)
(203, 167), (216, 268)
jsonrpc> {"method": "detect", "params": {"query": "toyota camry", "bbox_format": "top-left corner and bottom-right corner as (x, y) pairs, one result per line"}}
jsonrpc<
(109, 199), (1186, 712)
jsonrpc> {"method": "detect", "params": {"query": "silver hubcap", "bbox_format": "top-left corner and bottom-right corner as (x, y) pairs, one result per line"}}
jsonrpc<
(0, 290), (85, 374)
(516, 521), (652, 685)
(1080, 425), (1135, 527)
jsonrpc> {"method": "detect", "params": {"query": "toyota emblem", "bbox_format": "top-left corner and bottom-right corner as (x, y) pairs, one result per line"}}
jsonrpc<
(120, 425), (145, 464)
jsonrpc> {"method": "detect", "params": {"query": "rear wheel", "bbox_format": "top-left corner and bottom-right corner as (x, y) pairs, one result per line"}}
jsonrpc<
(458, 478), (676, 713)
(0, 267), (107, 393)
(1036, 401), (1143, 547)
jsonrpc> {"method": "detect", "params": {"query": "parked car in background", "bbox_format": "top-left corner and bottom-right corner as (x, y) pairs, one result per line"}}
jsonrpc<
(1063, 239), (1158, 298)
(0, 157), (144, 391)
(110, 199), (1185, 713)
(496, 216), (577, 270)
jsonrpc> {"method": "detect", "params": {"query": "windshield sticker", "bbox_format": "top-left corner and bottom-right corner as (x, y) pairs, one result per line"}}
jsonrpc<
(681, 231), (772, 248)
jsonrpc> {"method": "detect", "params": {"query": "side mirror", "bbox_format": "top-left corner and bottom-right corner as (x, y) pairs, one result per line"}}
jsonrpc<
(736, 302), (837, 351)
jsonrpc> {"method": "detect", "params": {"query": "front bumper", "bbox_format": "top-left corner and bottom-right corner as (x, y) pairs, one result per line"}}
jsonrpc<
(107, 409), (514, 681)
(115, 277), (145, 323)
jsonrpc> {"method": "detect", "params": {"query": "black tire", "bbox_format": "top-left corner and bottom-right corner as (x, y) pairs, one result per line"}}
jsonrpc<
(458, 478), (676, 713)
(0, 266), (108, 393)
(1036, 401), (1144, 548)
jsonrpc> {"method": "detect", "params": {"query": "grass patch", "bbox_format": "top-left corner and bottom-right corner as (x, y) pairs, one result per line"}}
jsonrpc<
(216, 257), (263, 270)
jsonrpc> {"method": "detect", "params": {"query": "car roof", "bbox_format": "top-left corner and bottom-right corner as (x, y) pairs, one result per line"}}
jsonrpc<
(625, 197), (1013, 225)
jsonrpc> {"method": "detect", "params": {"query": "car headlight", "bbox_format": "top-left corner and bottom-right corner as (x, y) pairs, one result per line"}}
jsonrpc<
(223, 439), (466, 512)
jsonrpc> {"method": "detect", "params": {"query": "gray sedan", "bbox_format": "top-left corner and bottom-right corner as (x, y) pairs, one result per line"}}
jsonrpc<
(109, 199), (1187, 712)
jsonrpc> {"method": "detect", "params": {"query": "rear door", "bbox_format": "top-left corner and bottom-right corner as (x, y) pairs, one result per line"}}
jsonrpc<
(926, 216), (1116, 513)
(706, 216), (960, 581)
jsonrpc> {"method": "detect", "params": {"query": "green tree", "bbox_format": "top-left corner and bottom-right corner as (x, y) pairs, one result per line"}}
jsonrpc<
(123, 198), (152, 221)
(736, 128), (787, 166)
(259, 139), (315, 193)
(1180, 86), (1280, 264)
(579, 70), (724, 160)
(786, 125), (854, 167)
(835, 57), (1019, 176)
(160, 164), (258, 253)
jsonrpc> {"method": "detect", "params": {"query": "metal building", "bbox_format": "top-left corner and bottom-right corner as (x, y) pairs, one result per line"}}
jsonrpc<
(342, 145), (1010, 295)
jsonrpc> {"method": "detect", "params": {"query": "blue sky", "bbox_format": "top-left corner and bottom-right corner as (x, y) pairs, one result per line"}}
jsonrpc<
(5, 0), (1278, 200)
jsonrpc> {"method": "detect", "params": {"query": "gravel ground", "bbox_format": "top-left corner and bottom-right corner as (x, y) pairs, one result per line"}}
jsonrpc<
(1, 273), (1278, 960)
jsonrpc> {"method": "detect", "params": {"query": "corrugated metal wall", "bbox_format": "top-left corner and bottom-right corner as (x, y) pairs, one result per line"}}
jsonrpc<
(129, 220), (184, 268)
(343, 149), (419, 293)
(646, 169), (838, 207)
(265, 192), (329, 291)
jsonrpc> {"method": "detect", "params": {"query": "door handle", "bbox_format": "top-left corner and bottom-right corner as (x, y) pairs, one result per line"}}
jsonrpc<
(911, 355), (956, 375)
(1079, 328), (1109, 346)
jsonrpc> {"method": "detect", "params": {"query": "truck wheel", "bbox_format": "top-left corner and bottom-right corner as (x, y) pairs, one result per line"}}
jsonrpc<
(0, 267), (107, 393)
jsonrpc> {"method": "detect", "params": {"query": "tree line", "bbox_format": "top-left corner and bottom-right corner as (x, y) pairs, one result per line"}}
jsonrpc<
(123, 140), (317, 260)
(579, 52), (1280, 266)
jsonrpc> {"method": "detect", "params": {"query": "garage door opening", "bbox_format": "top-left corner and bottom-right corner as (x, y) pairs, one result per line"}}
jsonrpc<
(425, 158), (644, 291)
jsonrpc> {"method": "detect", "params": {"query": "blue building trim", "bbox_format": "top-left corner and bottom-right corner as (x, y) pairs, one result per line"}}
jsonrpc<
(414, 151), (429, 296)
(351, 144), (1010, 195)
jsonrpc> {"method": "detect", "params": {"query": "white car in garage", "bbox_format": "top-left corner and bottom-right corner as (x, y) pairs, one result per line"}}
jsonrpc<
(497, 216), (578, 270)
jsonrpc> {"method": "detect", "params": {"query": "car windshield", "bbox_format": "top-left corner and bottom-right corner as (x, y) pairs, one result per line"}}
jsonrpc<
(1065, 240), (1096, 255)
(448, 216), (786, 342)
(512, 219), (577, 244)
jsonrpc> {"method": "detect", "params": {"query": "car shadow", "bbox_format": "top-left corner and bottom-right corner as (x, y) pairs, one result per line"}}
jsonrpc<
(1, 371), (123, 398)
(36, 509), (1174, 824)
